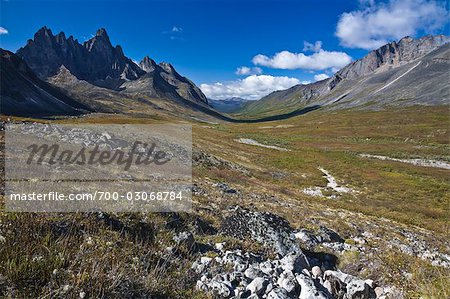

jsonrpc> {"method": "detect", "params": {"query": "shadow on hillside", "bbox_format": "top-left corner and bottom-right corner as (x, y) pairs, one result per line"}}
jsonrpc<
(228, 105), (322, 123)
(185, 99), (322, 123)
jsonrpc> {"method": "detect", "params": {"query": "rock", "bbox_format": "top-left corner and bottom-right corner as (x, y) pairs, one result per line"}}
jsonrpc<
(259, 260), (275, 275)
(200, 257), (212, 265)
(215, 242), (225, 251)
(267, 288), (290, 299)
(365, 279), (374, 288)
(277, 271), (298, 294)
(295, 229), (320, 249)
(317, 227), (344, 244)
(244, 266), (263, 280)
(191, 261), (206, 274)
(280, 252), (308, 273)
(324, 270), (374, 299)
(173, 231), (195, 249)
(215, 182), (239, 194)
(311, 266), (323, 278)
(192, 150), (250, 174)
(323, 280), (333, 294)
(374, 286), (384, 298)
(246, 277), (269, 295)
(220, 206), (301, 256)
(296, 274), (331, 299)
(209, 280), (233, 298)
(346, 279), (371, 299)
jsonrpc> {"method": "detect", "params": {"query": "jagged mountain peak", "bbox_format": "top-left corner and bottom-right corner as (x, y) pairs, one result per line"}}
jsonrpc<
(139, 56), (157, 73)
(15, 26), (209, 105)
(35, 26), (52, 37)
(32, 26), (55, 45)
(55, 31), (66, 42)
(95, 28), (109, 38)
(83, 29), (114, 52)
(159, 62), (176, 74)
(17, 26), (144, 88)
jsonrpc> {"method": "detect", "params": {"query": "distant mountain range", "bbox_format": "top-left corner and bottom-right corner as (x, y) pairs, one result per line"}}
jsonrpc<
(1, 28), (449, 119)
(240, 35), (450, 117)
(209, 97), (250, 113)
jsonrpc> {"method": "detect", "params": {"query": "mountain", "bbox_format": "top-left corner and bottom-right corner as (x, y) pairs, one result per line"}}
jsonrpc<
(240, 35), (450, 117)
(0, 49), (90, 116)
(16, 27), (209, 107)
(209, 97), (250, 113)
(17, 27), (144, 90)
(123, 58), (208, 105)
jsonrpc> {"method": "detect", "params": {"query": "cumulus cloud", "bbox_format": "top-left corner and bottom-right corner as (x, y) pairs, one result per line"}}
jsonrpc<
(200, 75), (300, 100)
(314, 73), (330, 81)
(235, 66), (262, 75)
(336, 0), (449, 50)
(0, 27), (8, 35)
(252, 42), (352, 70)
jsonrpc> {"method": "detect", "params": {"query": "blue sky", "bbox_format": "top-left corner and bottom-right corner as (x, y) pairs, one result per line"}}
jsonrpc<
(0, 0), (448, 100)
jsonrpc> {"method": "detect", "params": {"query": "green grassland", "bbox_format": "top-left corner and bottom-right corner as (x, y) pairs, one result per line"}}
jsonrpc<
(194, 105), (449, 234)
(0, 105), (449, 298)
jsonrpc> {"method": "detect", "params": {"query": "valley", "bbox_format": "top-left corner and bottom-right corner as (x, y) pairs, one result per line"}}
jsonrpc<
(1, 104), (448, 298)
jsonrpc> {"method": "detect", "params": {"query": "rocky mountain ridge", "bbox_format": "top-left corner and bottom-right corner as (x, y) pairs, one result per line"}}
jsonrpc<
(334, 35), (449, 81)
(240, 35), (450, 117)
(16, 27), (208, 106)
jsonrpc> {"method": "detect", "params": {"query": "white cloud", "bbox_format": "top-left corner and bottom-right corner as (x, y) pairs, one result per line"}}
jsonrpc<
(336, 0), (449, 50)
(200, 75), (300, 100)
(252, 42), (352, 70)
(0, 27), (8, 35)
(235, 66), (262, 75)
(303, 41), (322, 52)
(172, 26), (183, 33)
(314, 73), (330, 81)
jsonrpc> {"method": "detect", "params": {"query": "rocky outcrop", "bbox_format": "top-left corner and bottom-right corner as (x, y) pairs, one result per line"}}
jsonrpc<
(192, 206), (387, 299)
(220, 206), (305, 257)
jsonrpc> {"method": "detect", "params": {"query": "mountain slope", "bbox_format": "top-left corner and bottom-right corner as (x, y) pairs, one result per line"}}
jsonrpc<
(0, 49), (90, 116)
(123, 58), (208, 105)
(240, 35), (450, 117)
